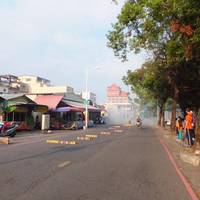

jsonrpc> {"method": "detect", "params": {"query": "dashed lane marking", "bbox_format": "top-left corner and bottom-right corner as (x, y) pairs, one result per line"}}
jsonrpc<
(77, 136), (91, 141)
(123, 124), (132, 127)
(85, 135), (98, 138)
(100, 132), (111, 135)
(114, 130), (123, 133)
(58, 161), (72, 168)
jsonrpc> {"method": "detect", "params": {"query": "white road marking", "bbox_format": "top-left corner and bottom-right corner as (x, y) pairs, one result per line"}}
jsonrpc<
(58, 161), (71, 168)
(85, 134), (98, 138)
(100, 132), (111, 135)
(114, 130), (123, 133)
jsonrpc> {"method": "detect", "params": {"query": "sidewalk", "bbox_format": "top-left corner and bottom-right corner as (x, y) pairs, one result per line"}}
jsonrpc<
(156, 127), (200, 198)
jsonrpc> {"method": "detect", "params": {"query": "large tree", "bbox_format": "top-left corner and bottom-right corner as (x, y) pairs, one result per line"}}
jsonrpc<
(107, 0), (200, 145)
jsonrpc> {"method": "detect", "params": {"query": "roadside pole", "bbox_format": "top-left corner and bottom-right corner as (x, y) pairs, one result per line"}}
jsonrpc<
(85, 67), (88, 129)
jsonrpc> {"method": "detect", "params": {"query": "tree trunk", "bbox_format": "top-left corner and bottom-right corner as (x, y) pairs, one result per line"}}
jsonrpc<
(171, 98), (177, 133)
(195, 108), (200, 143)
(157, 105), (163, 127)
(161, 108), (165, 128)
(192, 108), (200, 153)
(171, 87), (179, 134)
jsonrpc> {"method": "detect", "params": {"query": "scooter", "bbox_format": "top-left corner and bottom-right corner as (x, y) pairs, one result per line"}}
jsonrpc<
(136, 119), (142, 128)
(0, 122), (19, 137)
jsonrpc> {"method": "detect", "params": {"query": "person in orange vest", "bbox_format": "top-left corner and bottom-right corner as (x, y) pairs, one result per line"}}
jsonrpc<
(185, 108), (195, 146)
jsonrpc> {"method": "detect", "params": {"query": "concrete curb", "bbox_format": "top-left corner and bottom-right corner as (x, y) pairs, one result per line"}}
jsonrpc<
(0, 137), (9, 144)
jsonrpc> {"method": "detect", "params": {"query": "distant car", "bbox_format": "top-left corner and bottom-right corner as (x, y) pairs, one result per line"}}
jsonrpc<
(74, 119), (84, 130)
(94, 117), (105, 124)
(83, 120), (94, 128)
(100, 117), (105, 124)
(88, 120), (94, 127)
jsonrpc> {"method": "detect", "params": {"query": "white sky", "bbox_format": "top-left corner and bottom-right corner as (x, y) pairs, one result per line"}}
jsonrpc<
(0, 0), (146, 103)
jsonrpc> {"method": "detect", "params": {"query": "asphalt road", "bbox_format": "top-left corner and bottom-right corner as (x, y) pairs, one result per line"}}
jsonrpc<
(0, 125), (192, 200)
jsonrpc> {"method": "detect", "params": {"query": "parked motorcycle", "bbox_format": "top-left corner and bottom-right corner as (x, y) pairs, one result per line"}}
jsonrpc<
(0, 122), (19, 137)
(94, 117), (105, 124)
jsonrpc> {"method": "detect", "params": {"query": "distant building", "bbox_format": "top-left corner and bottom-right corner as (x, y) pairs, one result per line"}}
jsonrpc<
(0, 75), (28, 94)
(18, 75), (74, 95)
(19, 75), (51, 87)
(105, 83), (135, 124)
(107, 83), (129, 104)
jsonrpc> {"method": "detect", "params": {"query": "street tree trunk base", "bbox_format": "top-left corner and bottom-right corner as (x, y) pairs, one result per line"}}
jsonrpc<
(192, 142), (200, 155)
(180, 151), (200, 167)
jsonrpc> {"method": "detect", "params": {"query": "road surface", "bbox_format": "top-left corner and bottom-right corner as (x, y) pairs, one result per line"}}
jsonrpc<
(0, 125), (192, 200)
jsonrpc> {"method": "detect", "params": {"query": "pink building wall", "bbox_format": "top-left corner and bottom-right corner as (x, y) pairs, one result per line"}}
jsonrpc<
(107, 84), (129, 104)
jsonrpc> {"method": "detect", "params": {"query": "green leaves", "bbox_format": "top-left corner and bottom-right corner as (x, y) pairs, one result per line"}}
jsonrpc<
(108, 0), (200, 113)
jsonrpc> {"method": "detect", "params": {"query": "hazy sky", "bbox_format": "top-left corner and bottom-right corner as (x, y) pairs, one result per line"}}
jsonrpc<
(0, 0), (146, 103)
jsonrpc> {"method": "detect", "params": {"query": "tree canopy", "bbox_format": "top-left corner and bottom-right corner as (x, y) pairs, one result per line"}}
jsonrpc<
(107, 0), (200, 132)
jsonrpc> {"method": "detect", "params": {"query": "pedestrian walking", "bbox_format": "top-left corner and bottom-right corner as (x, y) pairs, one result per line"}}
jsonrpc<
(185, 108), (195, 147)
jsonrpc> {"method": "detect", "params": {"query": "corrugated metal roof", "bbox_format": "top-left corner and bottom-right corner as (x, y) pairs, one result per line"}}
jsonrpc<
(34, 95), (64, 110)
(64, 93), (83, 103)
(0, 93), (26, 100)
(0, 94), (36, 106)
(62, 99), (100, 111)
(62, 99), (85, 109)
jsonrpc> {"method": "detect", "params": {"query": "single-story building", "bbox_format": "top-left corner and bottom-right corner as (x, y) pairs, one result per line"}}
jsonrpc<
(0, 94), (48, 130)
(31, 94), (101, 129)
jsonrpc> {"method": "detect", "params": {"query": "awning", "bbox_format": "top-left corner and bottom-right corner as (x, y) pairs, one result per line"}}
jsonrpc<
(62, 100), (85, 109)
(34, 95), (64, 110)
(52, 107), (70, 112)
(62, 99), (100, 112)
(52, 107), (83, 113)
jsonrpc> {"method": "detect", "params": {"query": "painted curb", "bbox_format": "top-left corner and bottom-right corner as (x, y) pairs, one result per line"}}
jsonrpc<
(46, 140), (77, 145)
(160, 139), (199, 200)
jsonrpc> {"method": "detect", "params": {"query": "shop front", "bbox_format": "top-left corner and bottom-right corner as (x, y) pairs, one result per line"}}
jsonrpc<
(0, 94), (48, 131)
(50, 107), (84, 130)
(4, 103), (48, 130)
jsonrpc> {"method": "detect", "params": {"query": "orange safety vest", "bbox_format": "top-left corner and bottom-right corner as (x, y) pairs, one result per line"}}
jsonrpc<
(185, 113), (193, 129)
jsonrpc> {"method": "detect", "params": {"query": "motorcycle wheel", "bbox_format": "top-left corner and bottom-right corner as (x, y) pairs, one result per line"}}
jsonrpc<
(9, 131), (16, 137)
